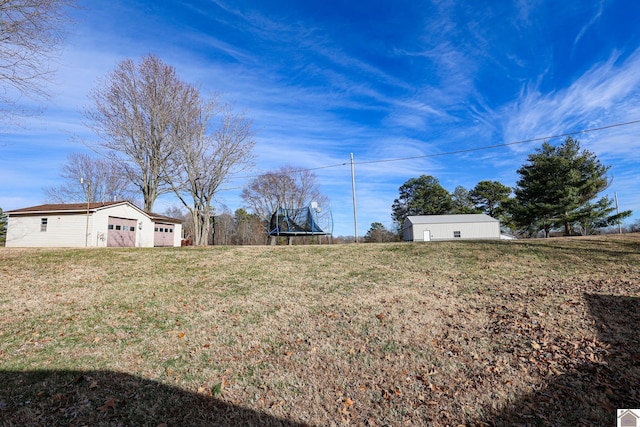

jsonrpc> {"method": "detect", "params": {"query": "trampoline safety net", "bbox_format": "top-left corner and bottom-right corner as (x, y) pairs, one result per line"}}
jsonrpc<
(268, 206), (331, 236)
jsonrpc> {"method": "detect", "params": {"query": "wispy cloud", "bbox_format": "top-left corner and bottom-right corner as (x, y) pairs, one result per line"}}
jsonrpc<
(501, 47), (640, 150)
(574, 1), (604, 45)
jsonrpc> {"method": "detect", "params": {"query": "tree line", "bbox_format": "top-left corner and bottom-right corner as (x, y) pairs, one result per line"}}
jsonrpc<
(0, 3), (634, 244)
(390, 137), (632, 238)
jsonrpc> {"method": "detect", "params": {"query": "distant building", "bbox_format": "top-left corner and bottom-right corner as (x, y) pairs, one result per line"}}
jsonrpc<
(5, 201), (182, 248)
(402, 214), (501, 242)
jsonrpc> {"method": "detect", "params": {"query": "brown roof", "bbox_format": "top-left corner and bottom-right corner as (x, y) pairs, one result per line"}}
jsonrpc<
(147, 212), (184, 224)
(7, 202), (183, 224)
(7, 201), (126, 214)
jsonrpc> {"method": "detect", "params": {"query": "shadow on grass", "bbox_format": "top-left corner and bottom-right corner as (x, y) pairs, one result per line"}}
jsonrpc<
(0, 370), (310, 427)
(478, 293), (640, 426)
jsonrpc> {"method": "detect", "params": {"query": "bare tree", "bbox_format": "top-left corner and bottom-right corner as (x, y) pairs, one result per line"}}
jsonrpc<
(168, 103), (255, 246)
(0, 207), (7, 246)
(43, 152), (136, 203)
(212, 207), (235, 246)
(85, 54), (201, 211)
(0, 0), (74, 118)
(241, 166), (328, 221)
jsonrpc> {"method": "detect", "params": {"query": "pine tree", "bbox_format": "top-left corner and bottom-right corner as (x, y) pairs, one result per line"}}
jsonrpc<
(391, 175), (453, 231)
(513, 137), (631, 236)
(469, 180), (512, 218)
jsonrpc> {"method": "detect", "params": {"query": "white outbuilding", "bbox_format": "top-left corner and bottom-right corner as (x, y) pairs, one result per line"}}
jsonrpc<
(403, 214), (500, 242)
(5, 201), (183, 248)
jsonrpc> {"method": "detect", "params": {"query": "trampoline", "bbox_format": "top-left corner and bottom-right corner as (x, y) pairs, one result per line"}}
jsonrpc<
(268, 204), (333, 237)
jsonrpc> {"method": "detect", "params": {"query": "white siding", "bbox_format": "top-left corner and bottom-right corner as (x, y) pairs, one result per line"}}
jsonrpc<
(411, 222), (499, 241)
(404, 215), (500, 242)
(172, 223), (183, 246)
(6, 213), (89, 247)
(92, 204), (153, 247)
(7, 202), (182, 248)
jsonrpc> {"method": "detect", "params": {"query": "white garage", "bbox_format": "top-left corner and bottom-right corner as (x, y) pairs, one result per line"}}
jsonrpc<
(5, 201), (182, 248)
(403, 214), (500, 242)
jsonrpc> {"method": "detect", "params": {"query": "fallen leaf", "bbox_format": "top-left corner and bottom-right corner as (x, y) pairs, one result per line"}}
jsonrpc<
(98, 398), (118, 412)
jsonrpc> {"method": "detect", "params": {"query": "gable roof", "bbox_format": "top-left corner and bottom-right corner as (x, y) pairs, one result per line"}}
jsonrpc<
(6, 201), (182, 224)
(406, 214), (498, 225)
(148, 212), (184, 224)
(7, 201), (127, 214)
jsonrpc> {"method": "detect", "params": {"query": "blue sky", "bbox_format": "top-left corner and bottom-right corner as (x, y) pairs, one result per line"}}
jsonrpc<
(2, 0), (640, 237)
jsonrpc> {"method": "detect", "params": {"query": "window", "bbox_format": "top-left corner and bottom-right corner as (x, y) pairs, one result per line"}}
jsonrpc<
(169, 228), (173, 233)
(154, 227), (158, 232)
(108, 224), (114, 230)
(115, 225), (121, 230)
(453, 231), (461, 238)
(41, 218), (48, 232)
(129, 226), (135, 232)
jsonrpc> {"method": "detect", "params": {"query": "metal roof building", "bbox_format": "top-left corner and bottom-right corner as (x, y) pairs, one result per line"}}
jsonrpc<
(402, 214), (500, 242)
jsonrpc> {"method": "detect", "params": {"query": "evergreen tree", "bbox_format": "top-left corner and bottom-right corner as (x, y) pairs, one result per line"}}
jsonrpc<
(391, 175), (452, 231)
(364, 222), (397, 243)
(451, 186), (479, 214)
(513, 137), (631, 236)
(469, 180), (512, 218)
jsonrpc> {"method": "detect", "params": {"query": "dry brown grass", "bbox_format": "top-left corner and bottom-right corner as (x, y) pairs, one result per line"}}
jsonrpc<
(1, 235), (639, 426)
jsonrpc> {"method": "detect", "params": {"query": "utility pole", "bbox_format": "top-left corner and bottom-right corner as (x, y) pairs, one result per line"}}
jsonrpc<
(81, 178), (91, 246)
(614, 192), (622, 234)
(350, 153), (358, 243)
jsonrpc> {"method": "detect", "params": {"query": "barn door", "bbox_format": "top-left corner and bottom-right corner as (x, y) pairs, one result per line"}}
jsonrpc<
(423, 230), (431, 242)
(107, 217), (136, 247)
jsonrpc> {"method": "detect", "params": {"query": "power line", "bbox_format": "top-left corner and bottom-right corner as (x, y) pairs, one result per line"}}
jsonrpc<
(355, 119), (640, 165)
(220, 119), (640, 184)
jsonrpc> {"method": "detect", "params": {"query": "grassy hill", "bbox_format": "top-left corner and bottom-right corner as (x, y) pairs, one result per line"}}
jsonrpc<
(1, 235), (639, 426)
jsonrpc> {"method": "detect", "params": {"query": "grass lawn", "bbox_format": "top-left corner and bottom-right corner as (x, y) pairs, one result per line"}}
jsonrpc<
(1, 235), (639, 426)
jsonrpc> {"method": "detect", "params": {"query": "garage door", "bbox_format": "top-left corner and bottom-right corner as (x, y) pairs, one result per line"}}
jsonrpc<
(154, 223), (174, 247)
(107, 217), (137, 247)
